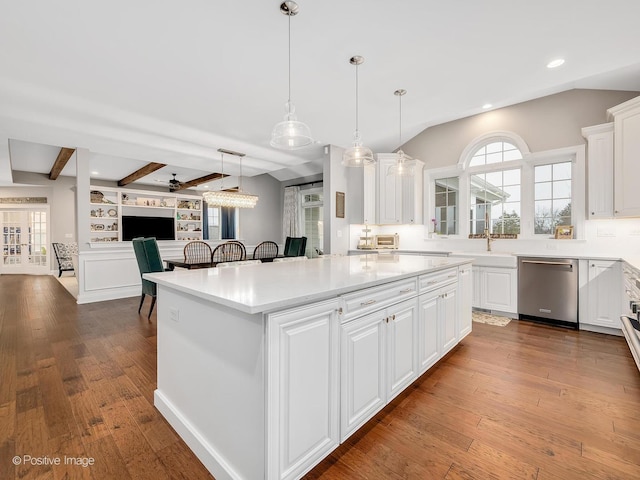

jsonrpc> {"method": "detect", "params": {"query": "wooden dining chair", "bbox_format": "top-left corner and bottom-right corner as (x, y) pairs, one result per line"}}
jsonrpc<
(252, 241), (279, 261)
(183, 241), (213, 264)
(211, 241), (245, 264)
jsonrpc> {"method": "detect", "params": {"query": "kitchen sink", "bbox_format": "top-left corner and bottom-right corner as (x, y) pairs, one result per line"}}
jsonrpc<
(450, 252), (517, 268)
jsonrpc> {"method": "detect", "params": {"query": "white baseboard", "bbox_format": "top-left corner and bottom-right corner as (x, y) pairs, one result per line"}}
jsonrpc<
(153, 389), (241, 480)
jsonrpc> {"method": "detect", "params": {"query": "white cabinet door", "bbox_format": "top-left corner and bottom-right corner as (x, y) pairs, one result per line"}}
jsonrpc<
(386, 298), (418, 400)
(418, 289), (440, 374)
(480, 267), (517, 314)
(610, 96), (640, 217)
(587, 260), (622, 329)
(377, 156), (402, 224)
(471, 266), (481, 308)
(340, 311), (386, 441)
(458, 265), (473, 339)
(582, 123), (614, 218)
(401, 160), (425, 225)
(363, 164), (376, 224)
(267, 299), (340, 480)
(441, 283), (458, 355)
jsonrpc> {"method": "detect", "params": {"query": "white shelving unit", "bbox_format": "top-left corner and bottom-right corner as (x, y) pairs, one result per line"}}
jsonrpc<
(89, 186), (203, 243)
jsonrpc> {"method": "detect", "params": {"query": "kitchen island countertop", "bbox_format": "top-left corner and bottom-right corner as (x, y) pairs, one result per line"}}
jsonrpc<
(145, 253), (471, 314)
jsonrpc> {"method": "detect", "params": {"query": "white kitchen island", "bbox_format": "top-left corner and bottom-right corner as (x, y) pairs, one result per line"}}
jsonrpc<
(145, 254), (473, 480)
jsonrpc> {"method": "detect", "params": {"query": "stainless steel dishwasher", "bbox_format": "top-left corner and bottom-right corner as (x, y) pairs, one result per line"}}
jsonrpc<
(518, 257), (579, 328)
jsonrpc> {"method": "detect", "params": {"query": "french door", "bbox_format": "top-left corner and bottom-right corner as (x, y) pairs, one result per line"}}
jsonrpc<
(1, 208), (49, 274)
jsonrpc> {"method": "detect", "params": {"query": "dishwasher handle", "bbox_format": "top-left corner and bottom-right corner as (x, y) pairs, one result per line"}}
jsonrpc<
(521, 260), (574, 268)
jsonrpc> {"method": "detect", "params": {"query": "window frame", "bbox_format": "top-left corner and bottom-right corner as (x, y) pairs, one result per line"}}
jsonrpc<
(426, 132), (585, 240)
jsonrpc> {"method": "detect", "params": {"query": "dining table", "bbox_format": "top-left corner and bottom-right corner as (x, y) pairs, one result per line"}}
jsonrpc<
(164, 258), (214, 271)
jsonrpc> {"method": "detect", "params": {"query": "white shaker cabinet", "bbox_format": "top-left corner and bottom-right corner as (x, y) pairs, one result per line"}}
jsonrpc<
(339, 297), (417, 440)
(582, 123), (614, 218)
(584, 260), (622, 329)
(340, 311), (386, 441)
(458, 264), (473, 339)
(267, 299), (341, 480)
(472, 266), (518, 316)
(608, 95), (640, 217)
(376, 154), (425, 225)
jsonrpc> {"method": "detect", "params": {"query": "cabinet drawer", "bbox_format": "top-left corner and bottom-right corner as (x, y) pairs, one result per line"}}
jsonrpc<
(340, 278), (418, 321)
(419, 268), (458, 293)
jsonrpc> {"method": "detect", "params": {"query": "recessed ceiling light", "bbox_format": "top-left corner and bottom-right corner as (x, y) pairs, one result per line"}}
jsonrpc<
(547, 58), (565, 69)
(482, 104), (492, 109)
(91, 171), (99, 175)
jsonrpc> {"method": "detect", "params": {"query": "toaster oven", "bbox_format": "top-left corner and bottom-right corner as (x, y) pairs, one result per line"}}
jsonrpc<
(374, 234), (399, 249)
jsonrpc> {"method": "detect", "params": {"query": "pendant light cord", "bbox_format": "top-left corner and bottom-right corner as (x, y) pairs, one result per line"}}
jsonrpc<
(355, 62), (359, 135)
(288, 13), (292, 113)
(220, 153), (225, 190)
(398, 93), (402, 147)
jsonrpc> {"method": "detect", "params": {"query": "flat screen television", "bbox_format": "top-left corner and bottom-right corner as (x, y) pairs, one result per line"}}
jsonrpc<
(122, 216), (175, 241)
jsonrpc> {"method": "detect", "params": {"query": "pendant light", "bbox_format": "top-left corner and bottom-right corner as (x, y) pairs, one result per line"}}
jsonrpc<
(387, 89), (414, 177)
(342, 55), (375, 167)
(270, 1), (313, 150)
(202, 149), (259, 209)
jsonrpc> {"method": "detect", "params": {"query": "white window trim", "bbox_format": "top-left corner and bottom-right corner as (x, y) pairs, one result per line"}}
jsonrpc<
(425, 133), (585, 240)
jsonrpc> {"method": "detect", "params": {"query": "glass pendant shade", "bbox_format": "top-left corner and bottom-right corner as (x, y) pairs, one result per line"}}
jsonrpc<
(387, 150), (414, 177)
(203, 149), (259, 209)
(270, 2), (313, 150)
(342, 55), (374, 167)
(343, 132), (375, 167)
(270, 101), (313, 149)
(388, 89), (414, 177)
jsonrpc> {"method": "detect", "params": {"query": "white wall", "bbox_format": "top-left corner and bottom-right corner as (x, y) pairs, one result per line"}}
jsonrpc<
(237, 173), (282, 245)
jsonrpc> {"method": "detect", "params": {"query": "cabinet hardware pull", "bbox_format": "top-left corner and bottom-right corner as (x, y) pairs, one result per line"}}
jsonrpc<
(385, 317), (389, 323)
(427, 280), (438, 285)
(522, 260), (573, 267)
(360, 299), (376, 306)
(392, 314), (396, 320)
(447, 274), (456, 278)
(336, 307), (343, 315)
(399, 288), (413, 294)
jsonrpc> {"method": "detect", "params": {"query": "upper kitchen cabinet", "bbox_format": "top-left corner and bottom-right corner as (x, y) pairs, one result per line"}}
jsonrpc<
(582, 123), (614, 218)
(608, 95), (640, 217)
(376, 154), (424, 225)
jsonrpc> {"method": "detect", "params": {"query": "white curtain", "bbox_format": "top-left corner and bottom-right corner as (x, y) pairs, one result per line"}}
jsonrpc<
(283, 186), (301, 239)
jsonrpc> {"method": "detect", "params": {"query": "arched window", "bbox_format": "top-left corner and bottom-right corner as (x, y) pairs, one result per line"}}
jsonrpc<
(467, 140), (524, 235)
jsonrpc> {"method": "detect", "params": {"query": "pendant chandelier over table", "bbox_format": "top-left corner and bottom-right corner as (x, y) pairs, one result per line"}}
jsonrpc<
(202, 149), (259, 209)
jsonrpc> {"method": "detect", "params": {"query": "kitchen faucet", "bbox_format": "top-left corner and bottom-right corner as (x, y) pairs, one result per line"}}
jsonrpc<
(484, 226), (493, 251)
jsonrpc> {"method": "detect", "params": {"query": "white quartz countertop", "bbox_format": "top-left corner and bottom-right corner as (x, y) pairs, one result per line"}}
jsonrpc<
(144, 254), (471, 314)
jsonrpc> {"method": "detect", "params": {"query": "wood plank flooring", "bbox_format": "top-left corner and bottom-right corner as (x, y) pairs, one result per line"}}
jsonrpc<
(1, 274), (640, 479)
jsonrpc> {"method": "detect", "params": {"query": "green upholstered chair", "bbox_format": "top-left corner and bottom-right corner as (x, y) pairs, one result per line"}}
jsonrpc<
(283, 236), (307, 257)
(132, 237), (167, 320)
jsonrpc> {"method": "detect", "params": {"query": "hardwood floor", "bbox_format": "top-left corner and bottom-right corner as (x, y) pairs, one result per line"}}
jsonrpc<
(1, 274), (640, 479)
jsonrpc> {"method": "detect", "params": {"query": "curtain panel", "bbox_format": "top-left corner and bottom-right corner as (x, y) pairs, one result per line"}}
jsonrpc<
(282, 186), (301, 240)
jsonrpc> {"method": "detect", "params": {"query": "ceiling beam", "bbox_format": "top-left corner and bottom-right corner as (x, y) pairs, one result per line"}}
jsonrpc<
(176, 172), (227, 191)
(49, 147), (75, 180)
(118, 162), (166, 186)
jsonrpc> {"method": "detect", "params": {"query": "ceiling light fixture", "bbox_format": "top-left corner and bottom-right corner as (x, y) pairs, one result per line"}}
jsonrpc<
(342, 55), (375, 167)
(270, 1), (313, 150)
(547, 58), (565, 69)
(202, 149), (259, 209)
(482, 103), (492, 109)
(387, 89), (414, 177)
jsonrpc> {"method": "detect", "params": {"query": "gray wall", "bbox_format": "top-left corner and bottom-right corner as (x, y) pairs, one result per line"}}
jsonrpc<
(403, 89), (640, 168)
(237, 173), (282, 245)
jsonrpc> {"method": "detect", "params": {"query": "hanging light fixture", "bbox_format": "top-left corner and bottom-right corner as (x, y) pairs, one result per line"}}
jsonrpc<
(387, 89), (414, 177)
(270, 1), (313, 150)
(202, 149), (259, 209)
(342, 55), (375, 167)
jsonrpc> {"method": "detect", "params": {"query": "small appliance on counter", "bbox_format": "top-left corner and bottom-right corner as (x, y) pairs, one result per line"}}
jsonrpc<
(374, 234), (399, 250)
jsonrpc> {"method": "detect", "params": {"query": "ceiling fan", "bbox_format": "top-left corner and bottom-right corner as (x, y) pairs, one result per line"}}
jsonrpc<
(155, 173), (183, 191)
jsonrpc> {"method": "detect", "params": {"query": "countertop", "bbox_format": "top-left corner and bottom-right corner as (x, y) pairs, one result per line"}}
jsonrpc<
(144, 254), (472, 314)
